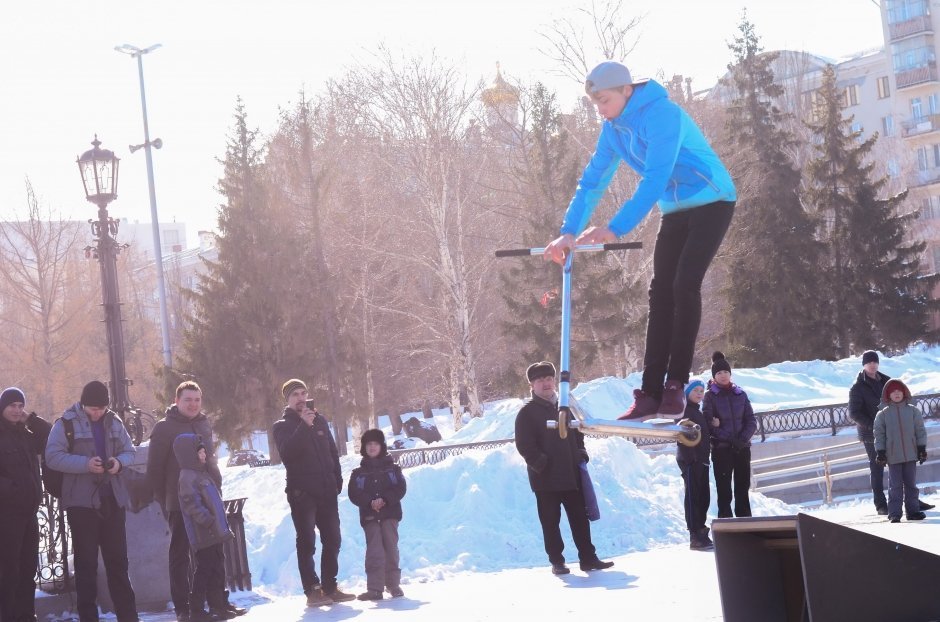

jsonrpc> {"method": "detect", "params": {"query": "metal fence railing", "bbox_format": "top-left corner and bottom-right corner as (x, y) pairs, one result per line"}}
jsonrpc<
(388, 393), (940, 469)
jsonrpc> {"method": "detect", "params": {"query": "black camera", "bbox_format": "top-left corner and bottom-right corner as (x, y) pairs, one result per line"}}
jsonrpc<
(305, 398), (316, 410)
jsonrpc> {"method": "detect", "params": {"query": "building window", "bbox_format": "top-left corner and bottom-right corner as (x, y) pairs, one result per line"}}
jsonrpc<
(912, 97), (924, 120)
(842, 85), (860, 107)
(923, 196), (940, 220)
(933, 245), (940, 272)
(882, 115), (895, 136)
(887, 159), (900, 177)
(918, 146), (929, 171)
(933, 144), (940, 167)
(877, 76), (890, 99)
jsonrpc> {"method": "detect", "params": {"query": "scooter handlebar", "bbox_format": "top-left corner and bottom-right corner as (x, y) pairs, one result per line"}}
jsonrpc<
(495, 242), (641, 257)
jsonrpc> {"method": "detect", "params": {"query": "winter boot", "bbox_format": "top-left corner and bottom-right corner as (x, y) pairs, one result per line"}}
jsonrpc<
(209, 591), (247, 618)
(919, 500), (935, 511)
(305, 585), (333, 607)
(357, 590), (384, 601)
(579, 558), (614, 571)
(618, 389), (661, 420)
(551, 563), (570, 575)
(189, 596), (221, 622)
(388, 586), (405, 598)
(324, 587), (356, 603)
(906, 511), (927, 521)
(659, 380), (686, 416)
(690, 527), (714, 550)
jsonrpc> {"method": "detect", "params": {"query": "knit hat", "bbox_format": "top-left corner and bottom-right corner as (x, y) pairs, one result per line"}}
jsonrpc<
(360, 428), (388, 457)
(526, 361), (557, 383)
(0, 387), (25, 413)
(862, 350), (879, 365)
(711, 352), (732, 378)
(80, 380), (110, 408)
(684, 379), (705, 397)
(281, 378), (307, 399)
(585, 61), (636, 93)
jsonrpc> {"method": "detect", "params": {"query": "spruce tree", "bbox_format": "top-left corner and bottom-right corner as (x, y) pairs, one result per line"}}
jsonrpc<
(805, 65), (939, 353)
(721, 14), (831, 365)
(181, 99), (307, 446)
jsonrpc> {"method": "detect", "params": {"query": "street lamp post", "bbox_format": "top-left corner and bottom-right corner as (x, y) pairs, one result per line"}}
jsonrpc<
(115, 42), (173, 371)
(76, 137), (132, 419)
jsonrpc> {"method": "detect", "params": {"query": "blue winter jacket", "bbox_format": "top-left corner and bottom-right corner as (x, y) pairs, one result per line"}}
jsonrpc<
(704, 381), (756, 449)
(561, 80), (736, 237)
(173, 433), (232, 551)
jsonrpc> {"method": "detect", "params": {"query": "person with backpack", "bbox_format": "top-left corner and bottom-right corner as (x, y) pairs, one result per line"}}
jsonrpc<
(0, 387), (46, 622)
(44, 380), (139, 622)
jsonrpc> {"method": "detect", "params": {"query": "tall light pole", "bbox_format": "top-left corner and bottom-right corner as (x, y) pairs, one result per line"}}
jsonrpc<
(76, 137), (132, 417)
(115, 42), (173, 371)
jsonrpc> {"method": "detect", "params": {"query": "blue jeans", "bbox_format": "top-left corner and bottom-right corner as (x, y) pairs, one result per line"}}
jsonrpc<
(287, 489), (341, 593)
(642, 201), (735, 395)
(887, 461), (919, 518)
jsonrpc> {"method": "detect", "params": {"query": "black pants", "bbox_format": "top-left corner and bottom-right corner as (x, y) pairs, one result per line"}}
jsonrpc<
(641, 201), (734, 395)
(712, 445), (752, 518)
(67, 497), (138, 622)
(287, 490), (341, 594)
(862, 440), (888, 510)
(534, 489), (596, 565)
(679, 462), (710, 533)
(191, 543), (226, 611)
(0, 508), (39, 622)
(167, 510), (194, 614)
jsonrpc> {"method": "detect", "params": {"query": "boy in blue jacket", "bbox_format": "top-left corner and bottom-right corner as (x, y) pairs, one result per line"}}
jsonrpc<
(546, 61), (736, 419)
(173, 434), (246, 621)
(675, 379), (713, 550)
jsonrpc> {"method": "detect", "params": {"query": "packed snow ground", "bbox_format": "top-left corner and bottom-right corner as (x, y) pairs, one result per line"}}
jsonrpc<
(162, 347), (940, 620)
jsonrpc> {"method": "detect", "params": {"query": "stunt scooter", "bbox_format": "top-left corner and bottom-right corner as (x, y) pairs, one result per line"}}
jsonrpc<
(496, 242), (701, 447)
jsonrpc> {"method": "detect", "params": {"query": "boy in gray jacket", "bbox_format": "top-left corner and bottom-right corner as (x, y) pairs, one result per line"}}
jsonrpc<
(874, 379), (928, 523)
(173, 433), (243, 621)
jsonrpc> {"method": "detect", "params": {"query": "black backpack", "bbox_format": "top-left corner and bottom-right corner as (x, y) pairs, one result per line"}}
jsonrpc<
(42, 418), (74, 499)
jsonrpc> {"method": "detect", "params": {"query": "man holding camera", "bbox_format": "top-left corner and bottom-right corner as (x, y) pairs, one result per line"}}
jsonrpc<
(45, 380), (139, 621)
(148, 381), (245, 621)
(272, 378), (353, 607)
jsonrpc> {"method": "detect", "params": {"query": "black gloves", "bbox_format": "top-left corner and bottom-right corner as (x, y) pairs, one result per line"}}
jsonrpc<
(918, 446), (927, 465)
(875, 450), (887, 467)
(731, 439), (746, 451)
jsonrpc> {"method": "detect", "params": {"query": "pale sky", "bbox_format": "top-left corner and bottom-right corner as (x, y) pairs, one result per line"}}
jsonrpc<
(0, 0), (883, 248)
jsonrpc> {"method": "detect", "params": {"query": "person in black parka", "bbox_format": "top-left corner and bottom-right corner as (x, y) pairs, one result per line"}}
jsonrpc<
(348, 429), (406, 601)
(514, 361), (613, 576)
(0, 387), (45, 622)
(272, 379), (354, 607)
(676, 379), (713, 550)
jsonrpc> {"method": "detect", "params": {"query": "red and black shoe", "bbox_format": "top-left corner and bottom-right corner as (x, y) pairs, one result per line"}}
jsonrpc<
(618, 389), (661, 420)
(659, 380), (686, 416)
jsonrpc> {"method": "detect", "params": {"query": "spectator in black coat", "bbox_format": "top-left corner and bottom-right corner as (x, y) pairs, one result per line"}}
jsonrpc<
(272, 379), (354, 607)
(705, 352), (756, 518)
(675, 380), (713, 550)
(848, 351), (933, 515)
(0, 387), (44, 622)
(514, 361), (613, 576)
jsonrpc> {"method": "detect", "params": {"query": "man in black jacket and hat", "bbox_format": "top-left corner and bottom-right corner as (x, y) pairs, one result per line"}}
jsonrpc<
(514, 361), (614, 576)
(848, 351), (933, 515)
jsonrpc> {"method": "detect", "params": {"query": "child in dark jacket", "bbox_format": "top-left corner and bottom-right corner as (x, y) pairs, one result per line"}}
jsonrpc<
(676, 379), (713, 550)
(348, 429), (406, 601)
(173, 434), (242, 621)
(704, 352), (756, 518)
(874, 379), (928, 523)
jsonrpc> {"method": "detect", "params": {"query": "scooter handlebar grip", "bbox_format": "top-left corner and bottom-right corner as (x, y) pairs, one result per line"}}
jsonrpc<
(602, 242), (643, 251)
(494, 248), (537, 257)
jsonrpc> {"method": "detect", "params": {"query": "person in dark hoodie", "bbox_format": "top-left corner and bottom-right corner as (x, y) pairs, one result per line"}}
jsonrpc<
(874, 379), (928, 523)
(347, 428), (407, 601)
(704, 352), (756, 518)
(272, 378), (354, 607)
(173, 434), (235, 621)
(514, 361), (614, 576)
(0, 387), (46, 622)
(675, 379), (713, 550)
(147, 381), (243, 622)
(45, 380), (138, 622)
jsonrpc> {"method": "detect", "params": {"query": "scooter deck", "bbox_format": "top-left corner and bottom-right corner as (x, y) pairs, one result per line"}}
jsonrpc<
(548, 396), (702, 447)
